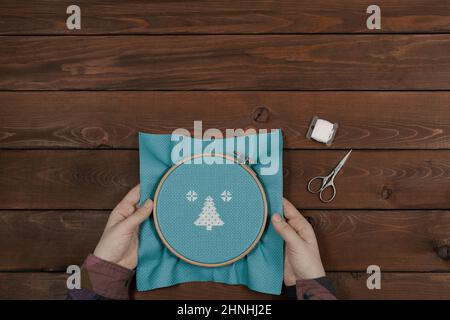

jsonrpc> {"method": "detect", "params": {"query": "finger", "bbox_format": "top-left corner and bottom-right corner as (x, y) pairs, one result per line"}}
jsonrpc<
(283, 198), (317, 243)
(117, 184), (140, 208)
(272, 214), (302, 247)
(282, 198), (302, 220)
(119, 199), (153, 232)
(109, 185), (141, 225)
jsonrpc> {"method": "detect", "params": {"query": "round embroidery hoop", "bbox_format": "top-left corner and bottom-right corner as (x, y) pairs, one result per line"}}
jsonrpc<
(153, 153), (268, 267)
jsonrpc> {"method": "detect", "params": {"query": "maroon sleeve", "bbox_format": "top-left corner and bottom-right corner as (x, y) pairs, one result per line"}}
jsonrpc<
(295, 277), (337, 300)
(66, 254), (135, 300)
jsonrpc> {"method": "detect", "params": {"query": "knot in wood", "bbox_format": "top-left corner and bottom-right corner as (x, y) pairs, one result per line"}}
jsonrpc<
(381, 186), (393, 200)
(433, 239), (450, 260)
(252, 107), (270, 123)
(81, 126), (110, 148)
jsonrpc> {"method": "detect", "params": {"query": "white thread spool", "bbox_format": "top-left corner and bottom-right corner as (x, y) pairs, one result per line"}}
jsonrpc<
(306, 117), (338, 146)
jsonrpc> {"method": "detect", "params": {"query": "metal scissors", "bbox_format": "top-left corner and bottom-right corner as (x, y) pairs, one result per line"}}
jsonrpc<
(307, 150), (352, 203)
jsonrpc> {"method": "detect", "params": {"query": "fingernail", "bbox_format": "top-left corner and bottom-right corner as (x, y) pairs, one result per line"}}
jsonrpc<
(143, 199), (153, 209)
(272, 214), (282, 222)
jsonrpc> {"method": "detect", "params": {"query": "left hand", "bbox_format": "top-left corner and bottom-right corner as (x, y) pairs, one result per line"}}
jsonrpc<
(93, 185), (153, 270)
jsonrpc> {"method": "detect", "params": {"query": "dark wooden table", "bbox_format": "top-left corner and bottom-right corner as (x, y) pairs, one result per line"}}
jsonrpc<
(1, 1), (450, 300)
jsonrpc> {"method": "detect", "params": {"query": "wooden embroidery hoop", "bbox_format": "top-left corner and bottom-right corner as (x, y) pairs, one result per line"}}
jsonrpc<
(153, 153), (268, 267)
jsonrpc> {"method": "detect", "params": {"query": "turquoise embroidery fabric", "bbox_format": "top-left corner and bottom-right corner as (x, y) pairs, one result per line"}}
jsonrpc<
(137, 130), (283, 295)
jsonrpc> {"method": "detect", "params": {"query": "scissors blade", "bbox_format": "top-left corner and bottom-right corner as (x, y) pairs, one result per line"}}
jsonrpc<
(333, 150), (352, 174)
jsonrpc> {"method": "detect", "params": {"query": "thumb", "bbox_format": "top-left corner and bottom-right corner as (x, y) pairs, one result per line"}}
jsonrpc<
(120, 199), (153, 231)
(272, 213), (301, 247)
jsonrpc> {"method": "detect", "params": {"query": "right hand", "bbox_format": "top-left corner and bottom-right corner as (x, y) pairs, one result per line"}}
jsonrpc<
(272, 198), (326, 286)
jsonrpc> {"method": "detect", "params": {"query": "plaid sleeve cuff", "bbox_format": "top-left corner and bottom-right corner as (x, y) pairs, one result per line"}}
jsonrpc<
(80, 254), (135, 300)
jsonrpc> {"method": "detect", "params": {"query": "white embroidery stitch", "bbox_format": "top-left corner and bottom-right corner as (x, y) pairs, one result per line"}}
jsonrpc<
(194, 196), (224, 231)
(186, 190), (198, 202)
(221, 190), (232, 202)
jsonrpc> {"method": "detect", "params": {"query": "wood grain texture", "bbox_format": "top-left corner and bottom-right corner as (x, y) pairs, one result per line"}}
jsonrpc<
(1, 35), (450, 90)
(0, 273), (68, 300)
(0, 151), (137, 210)
(2, 272), (450, 300)
(1, 210), (449, 271)
(1, 1), (449, 301)
(2, 150), (450, 210)
(285, 150), (450, 210)
(1, 1), (449, 34)
(133, 282), (282, 300)
(140, 273), (450, 300)
(0, 211), (106, 271)
(1, 92), (450, 149)
(329, 272), (450, 300)
(307, 211), (450, 271)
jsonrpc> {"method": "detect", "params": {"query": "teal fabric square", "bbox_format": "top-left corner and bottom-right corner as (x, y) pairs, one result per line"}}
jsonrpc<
(137, 130), (283, 295)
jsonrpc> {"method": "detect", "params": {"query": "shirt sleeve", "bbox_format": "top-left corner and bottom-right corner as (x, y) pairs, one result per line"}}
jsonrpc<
(295, 277), (337, 300)
(284, 276), (337, 300)
(66, 254), (135, 300)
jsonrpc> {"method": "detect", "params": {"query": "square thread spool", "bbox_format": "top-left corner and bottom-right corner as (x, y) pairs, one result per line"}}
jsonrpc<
(306, 116), (338, 146)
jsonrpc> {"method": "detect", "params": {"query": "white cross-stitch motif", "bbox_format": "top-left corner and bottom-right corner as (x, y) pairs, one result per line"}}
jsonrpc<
(221, 190), (232, 202)
(186, 190), (198, 202)
(194, 196), (224, 231)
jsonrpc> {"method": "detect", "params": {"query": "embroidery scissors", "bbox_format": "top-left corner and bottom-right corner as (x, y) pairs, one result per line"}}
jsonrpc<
(307, 150), (352, 203)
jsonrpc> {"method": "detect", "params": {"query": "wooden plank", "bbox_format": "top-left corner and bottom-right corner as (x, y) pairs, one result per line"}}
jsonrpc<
(329, 272), (450, 300)
(1, 35), (450, 90)
(1, 210), (449, 272)
(0, 150), (450, 209)
(0, 273), (68, 300)
(133, 282), (282, 300)
(307, 211), (450, 271)
(285, 150), (450, 209)
(0, 211), (106, 271)
(1, 1), (449, 34)
(138, 273), (450, 300)
(0, 151), (137, 210)
(0, 271), (275, 299)
(2, 272), (450, 300)
(1, 150), (450, 209)
(1, 92), (450, 149)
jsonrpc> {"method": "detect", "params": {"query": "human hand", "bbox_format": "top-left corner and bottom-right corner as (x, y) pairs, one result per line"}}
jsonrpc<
(93, 185), (153, 270)
(272, 198), (325, 286)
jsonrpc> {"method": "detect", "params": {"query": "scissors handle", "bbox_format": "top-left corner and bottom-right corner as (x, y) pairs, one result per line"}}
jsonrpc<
(307, 176), (327, 194)
(318, 183), (336, 203)
(307, 174), (337, 203)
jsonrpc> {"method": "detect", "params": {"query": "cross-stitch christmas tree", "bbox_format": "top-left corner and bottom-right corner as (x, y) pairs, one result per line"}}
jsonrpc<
(194, 196), (224, 231)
